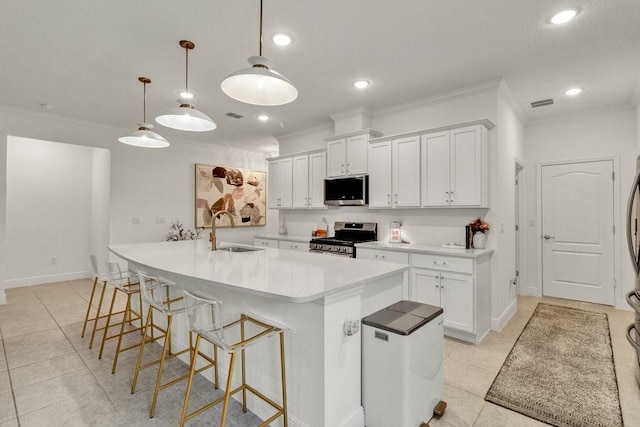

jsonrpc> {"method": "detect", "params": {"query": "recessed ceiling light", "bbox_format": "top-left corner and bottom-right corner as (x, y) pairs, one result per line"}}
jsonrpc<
(565, 87), (583, 96)
(272, 33), (291, 46)
(258, 114), (269, 121)
(549, 8), (580, 24)
(354, 80), (370, 89)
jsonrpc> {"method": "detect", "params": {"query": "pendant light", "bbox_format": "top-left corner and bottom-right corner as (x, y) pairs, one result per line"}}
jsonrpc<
(221, 0), (298, 106)
(119, 77), (170, 148)
(156, 40), (216, 132)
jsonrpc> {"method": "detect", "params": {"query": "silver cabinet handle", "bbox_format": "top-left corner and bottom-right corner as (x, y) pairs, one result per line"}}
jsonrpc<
(346, 163), (350, 173)
(544, 234), (555, 240)
(387, 194), (391, 205)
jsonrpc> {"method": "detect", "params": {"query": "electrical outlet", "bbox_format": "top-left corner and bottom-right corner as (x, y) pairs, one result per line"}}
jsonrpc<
(528, 219), (535, 228)
(50, 257), (57, 265)
(156, 217), (166, 224)
(132, 217), (140, 225)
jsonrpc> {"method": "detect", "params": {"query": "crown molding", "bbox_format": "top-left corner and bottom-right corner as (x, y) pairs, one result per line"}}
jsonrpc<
(276, 121), (334, 142)
(329, 106), (373, 123)
(373, 79), (503, 119)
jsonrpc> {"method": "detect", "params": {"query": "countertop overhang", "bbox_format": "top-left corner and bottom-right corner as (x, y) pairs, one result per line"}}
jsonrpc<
(109, 239), (409, 304)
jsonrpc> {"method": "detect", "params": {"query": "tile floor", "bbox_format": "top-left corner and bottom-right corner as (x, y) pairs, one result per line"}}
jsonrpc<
(1, 279), (639, 426)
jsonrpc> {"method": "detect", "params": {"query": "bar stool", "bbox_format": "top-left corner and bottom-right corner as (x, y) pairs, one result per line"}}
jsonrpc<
(131, 273), (216, 418)
(180, 290), (288, 427)
(82, 255), (108, 343)
(85, 257), (140, 349)
(98, 262), (144, 374)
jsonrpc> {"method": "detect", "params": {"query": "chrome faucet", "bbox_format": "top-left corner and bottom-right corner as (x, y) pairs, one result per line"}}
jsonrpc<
(210, 210), (236, 251)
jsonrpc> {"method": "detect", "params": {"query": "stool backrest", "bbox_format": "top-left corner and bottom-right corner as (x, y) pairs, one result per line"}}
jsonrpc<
(183, 290), (226, 347)
(137, 273), (177, 315)
(105, 262), (130, 290)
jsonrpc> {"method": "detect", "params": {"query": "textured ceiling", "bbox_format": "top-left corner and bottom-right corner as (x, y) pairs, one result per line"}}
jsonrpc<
(1, 0), (639, 152)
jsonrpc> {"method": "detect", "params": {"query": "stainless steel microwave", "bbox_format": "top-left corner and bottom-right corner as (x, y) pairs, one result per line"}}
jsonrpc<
(324, 176), (368, 206)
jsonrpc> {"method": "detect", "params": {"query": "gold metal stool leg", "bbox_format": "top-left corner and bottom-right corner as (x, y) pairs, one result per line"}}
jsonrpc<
(180, 335), (202, 427)
(81, 276), (99, 338)
(88, 278), (108, 348)
(131, 304), (154, 394)
(280, 331), (288, 427)
(150, 314), (173, 418)
(111, 293), (133, 373)
(220, 353), (237, 427)
(98, 287), (119, 359)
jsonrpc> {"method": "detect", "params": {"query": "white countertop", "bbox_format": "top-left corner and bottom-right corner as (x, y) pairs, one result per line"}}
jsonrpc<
(254, 234), (311, 243)
(109, 239), (409, 303)
(355, 241), (494, 258)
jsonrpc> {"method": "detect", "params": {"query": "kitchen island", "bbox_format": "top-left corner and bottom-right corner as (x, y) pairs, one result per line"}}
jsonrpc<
(109, 239), (409, 427)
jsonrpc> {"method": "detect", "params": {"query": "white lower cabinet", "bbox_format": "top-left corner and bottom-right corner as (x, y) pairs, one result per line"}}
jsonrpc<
(357, 247), (491, 343)
(254, 238), (279, 248)
(278, 241), (308, 252)
(411, 268), (474, 333)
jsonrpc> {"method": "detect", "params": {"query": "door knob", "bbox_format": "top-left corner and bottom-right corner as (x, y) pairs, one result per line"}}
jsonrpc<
(544, 234), (555, 240)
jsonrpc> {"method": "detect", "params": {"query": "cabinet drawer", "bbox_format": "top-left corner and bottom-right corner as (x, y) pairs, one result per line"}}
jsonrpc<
(357, 249), (409, 264)
(254, 238), (278, 248)
(279, 241), (308, 252)
(411, 253), (473, 274)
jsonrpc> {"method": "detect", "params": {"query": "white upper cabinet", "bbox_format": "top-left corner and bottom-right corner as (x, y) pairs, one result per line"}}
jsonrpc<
(326, 129), (382, 178)
(421, 124), (488, 207)
(267, 157), (292, 209)
(271, 150), (326, 210)
(293, 151), (326, 209)
(368, 135), (421, 208)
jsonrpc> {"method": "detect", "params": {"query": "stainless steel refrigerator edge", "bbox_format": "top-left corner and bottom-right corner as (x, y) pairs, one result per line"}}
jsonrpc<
(625, 155), (640, 384)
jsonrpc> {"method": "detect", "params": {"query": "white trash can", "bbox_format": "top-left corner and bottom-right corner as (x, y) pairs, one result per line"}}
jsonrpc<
(362, 300), (445, 427)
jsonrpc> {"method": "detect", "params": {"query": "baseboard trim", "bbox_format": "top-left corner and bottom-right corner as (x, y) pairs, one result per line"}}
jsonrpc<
(492, 299), (517, 332)
(520, 286), (542, 297)
(0, 290), (6, 305)
(340, 406), (365, 427)
(4, 271), (90, 288)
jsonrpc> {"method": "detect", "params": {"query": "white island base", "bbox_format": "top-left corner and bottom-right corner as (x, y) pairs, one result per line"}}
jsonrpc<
(109, 240), (409, 427)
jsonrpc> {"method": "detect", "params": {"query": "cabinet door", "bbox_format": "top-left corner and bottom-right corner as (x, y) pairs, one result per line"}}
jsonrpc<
(268, 158), (293, 209)
(308, 152), (326, 208)
(326, 139), (346, 178)
(279, 241), (308, 251)
(450, 126), (482, 206)
(393, 136), (421, 207)
(254, 238), (278, 248)
(292, 155), (310, 208)
(421, 131), (450, 206)
(268, 160), (282, 209)
(346, 134), (368, 175)
(368, 141), (393, 208)
(411, 268), (442, 307)
(441, 271), (474, 332)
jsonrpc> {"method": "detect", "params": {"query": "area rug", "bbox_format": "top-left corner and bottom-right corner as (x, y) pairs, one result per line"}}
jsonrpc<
(485, 303), (623, 427)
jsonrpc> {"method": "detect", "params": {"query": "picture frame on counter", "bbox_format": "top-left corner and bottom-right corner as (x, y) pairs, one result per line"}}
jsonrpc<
(194, 163), (267, 228)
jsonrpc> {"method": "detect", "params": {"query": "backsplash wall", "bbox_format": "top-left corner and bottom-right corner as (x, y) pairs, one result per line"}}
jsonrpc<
(279, 208), (489, 246)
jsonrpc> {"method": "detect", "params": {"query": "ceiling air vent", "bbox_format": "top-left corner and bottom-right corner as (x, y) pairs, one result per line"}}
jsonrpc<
(225, 112), (244, 119)
(530, 98), (554, 108)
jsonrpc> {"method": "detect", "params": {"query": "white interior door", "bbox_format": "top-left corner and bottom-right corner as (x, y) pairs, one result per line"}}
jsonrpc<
(541, 160), (615, 305)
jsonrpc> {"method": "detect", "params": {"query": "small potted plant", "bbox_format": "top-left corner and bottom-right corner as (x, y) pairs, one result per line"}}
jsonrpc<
(469, 217), (490, 249)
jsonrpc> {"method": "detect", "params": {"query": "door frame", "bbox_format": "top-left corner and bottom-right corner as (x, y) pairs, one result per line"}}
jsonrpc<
(536, 156), (621, 307)
(515, 158), (525, 298)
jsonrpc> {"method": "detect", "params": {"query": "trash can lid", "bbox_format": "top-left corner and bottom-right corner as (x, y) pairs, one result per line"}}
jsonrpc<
(386, 300), (443, 323)
(362, 300), (443, 336)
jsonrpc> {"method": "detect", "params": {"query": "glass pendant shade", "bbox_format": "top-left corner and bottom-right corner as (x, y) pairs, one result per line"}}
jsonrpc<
(119, 123), (170, 148)
(221, 56), (298, 106)
(155, 102), (217, 132)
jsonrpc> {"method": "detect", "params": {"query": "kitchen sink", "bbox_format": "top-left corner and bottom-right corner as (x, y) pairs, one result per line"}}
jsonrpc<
(217, 246), (263, 253)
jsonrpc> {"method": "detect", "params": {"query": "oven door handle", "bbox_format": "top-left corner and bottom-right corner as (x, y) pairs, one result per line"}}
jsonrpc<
(626, 169), (640, 275)
(626, 323), (640, 352)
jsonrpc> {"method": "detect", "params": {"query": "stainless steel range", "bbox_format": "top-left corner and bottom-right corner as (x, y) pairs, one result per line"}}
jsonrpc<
(309, 222), (377, 257)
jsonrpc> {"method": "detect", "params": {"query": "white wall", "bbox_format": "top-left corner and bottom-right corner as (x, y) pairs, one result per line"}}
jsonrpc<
(523, 106), (637, 308)
(5, 137), (107, 287)
(0, 107), (271, 299)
